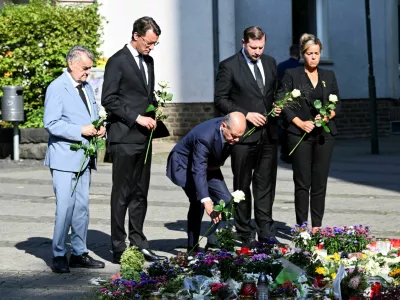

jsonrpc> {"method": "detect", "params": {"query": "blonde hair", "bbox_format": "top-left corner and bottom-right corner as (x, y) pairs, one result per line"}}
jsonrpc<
(299, 33), (322, 54)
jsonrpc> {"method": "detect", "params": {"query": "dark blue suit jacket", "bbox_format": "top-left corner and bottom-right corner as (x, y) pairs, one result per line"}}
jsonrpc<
(277, 57), (300, 81)
(166, 117), (230, 201)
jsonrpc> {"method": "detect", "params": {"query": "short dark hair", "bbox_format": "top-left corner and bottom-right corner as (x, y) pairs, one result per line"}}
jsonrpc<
(243, 26), (266, 43)
(289, 44), (300, 57)
(131, 16), (161, 40)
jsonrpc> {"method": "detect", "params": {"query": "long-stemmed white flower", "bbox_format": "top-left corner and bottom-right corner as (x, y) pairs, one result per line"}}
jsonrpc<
(242, 89), (302, 138)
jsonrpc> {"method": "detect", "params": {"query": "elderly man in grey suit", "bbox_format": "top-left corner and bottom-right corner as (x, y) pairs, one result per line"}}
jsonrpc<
(44, 45), (106, 273)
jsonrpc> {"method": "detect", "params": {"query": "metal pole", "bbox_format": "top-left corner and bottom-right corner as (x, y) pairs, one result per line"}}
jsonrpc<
(212, 0), (220, 117)
(365, 0), (379, 154)
(13, 121), (19, 160)
(212, 0), (220, 78)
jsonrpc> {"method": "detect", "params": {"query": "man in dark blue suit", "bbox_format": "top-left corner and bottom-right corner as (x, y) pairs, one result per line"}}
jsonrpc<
(277, 44), (300, 81)
(166, 112), (246, 252)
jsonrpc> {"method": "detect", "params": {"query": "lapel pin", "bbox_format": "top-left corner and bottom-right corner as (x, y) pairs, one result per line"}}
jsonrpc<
(322, 81), (326, 87)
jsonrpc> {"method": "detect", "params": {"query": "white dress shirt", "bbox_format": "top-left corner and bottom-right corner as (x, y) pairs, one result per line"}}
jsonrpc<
(127, 42), (149, 122)
(241, 48), (265, 85)
(67, 72), (91, 116)
(127, 42), (148, 85)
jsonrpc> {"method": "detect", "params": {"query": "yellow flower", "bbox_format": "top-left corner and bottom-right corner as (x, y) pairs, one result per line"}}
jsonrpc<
(316, 267), (326, 275)
(331, 272), (337, 280)
(389, 268), (400, 278)
(4, 72), (12, 78)
(333, 252), (340, 261)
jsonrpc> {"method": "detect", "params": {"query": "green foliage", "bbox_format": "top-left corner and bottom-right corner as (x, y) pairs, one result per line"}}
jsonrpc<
(0, 0), (104, 127)
(216, 227), (236, 252)
(158, 275), (185, 296)
(120, 267), (141, 281)
(120, 246), (145, 272)
(19, 107), (44, 128)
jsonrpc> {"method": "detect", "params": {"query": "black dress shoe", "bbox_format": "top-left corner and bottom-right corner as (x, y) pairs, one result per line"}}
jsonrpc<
(69, 253), (105, 269)
(52, 255), (70, 273)
(204, 242), (219, 251)
(241, 237), (257, 248)
(140, 249), (166, 262)
(112, 251), (123, 264)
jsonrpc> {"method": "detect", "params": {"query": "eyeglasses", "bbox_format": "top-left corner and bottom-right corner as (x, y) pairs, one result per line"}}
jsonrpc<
(140, 36), (159, 47)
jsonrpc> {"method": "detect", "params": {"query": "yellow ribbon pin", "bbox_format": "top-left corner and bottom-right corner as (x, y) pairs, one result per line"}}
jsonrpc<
(322, 81), (326, 87)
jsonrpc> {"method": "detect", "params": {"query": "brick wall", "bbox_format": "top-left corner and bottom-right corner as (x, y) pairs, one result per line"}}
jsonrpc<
(161, 102), (217, 140)
(336, 98), (400, 138)
(160, 99), (400, 141)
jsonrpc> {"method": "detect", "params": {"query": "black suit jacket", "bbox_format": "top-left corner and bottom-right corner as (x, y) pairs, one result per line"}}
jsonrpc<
(281, 66), (340, 136)
(214, 50), (279, 143)
(101, 45), (168, 144)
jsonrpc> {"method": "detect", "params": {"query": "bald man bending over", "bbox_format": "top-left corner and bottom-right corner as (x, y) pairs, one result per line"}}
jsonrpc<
(166, 112), (246, 252)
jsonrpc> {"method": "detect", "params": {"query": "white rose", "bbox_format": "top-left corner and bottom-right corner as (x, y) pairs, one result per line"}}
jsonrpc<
(231, 190), (245, 203)
(291, 89), (301, 98)
(99, 110), (107, 119)
(159, 80), (169, 89)
(329, 94), (338, 103)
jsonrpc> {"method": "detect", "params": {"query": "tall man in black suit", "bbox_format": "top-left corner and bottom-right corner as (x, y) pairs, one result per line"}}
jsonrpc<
(214, 26), (281, 246)
(101, 16), (166, 263)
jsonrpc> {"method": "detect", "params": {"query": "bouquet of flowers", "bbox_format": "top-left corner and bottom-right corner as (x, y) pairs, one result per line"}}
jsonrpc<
(69, 110), (107, 195)
(144, 80), (173, 164)
(242, 88), (302, 138)
(289, 94), (339, 156)
(340, 265), (368, 299)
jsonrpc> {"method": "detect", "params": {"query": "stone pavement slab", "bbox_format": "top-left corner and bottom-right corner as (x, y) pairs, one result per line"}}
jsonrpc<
(0, 136), (399, 299)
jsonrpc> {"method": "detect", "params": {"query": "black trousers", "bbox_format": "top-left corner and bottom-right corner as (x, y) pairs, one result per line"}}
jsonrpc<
(183, 170), (232, 248)
(231, 134), (278, 240)
(109, 142), (151, 253)
(288, 133), (334, 227)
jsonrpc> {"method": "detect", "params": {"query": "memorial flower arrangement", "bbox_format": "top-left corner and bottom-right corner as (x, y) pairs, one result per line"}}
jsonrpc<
(92, 222), (400, 299)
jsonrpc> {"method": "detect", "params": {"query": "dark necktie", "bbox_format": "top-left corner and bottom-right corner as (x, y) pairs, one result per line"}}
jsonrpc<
(77, 84), (90, 115)
(253, 61), (265, 94)
(138, 54), (148, 86)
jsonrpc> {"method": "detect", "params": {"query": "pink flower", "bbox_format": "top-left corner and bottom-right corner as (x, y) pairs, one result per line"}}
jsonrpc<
(349, 276), (361, 289)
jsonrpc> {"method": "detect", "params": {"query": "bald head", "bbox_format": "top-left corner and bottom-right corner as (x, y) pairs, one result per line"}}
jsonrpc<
(221, 112), (246, 144)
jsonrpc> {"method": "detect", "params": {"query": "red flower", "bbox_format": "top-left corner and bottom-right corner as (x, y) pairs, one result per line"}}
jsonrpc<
(314, 275), (327, 288)
(211, 283), (224, 292)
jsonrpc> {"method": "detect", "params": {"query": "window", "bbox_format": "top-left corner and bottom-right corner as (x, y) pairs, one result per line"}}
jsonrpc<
(292, 0), (316, 45)
(292, 0), (331, 61)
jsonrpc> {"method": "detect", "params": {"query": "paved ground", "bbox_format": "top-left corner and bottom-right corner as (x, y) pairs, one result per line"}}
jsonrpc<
(0, 136), (399, 299)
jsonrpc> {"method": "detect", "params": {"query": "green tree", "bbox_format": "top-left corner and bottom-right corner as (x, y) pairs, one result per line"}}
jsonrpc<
(0, 0), (104, 127)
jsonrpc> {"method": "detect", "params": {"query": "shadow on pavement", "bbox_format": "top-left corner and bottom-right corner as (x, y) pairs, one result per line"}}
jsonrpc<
(277, 136), (400, 193)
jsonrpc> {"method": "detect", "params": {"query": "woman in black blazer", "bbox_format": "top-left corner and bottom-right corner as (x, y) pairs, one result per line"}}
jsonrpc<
(281, 33), (340, 232)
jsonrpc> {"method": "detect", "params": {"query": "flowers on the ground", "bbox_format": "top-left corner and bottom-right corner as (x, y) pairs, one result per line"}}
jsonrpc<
(94, 223), (400, 299)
